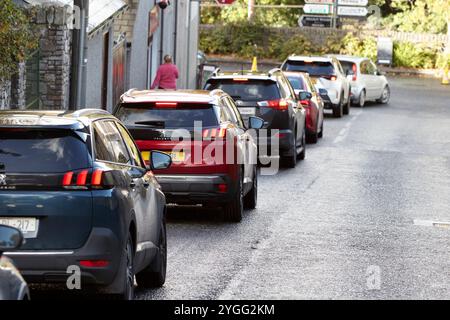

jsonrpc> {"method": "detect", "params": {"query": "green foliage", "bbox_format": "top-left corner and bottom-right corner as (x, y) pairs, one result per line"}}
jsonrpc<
(393, 42), (440, 69)
(340, 34), (378, 62)
(0, 0), (36, 79)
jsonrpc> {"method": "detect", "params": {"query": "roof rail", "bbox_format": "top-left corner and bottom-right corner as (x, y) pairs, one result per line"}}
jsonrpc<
(123, 88), (139, 98)
(268, 68), (282, 77)
(66, 108), (111, 117)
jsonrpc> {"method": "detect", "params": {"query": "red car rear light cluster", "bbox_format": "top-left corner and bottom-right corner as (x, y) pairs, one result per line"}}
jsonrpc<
(352, 63), (357, 82)
(202, 128), (227, 140)
(62, 169), (108, 189)
(258, 99), (289, 111)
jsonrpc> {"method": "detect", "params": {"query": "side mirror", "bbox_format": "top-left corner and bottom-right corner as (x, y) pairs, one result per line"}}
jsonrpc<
(298, 91), (312, 101)
(318, 88), (328, 96)
(248, 116), (264, 130)
(0, 225), (24, 254)
(149, 151), (172, 170)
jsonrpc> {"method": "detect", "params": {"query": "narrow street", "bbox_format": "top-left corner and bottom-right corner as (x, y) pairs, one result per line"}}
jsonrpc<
(136, 76), (450, 300)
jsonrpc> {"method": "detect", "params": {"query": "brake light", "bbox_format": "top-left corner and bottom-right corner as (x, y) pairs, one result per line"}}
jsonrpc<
(62, 169), (108, 189)
(155, 102), (177, 108)
(91, 169), (103, 186)
(233, 78), (249, 82)
(62, 172), (74, 186)
(80, 260), (109, 268)
(259, 99), (289, 110)
(330, 76), (337, 81)
(76, 170), (89, 186)
(300, 100), (311, 107)
(352, 63), (357, 81)
(203, 128), (227, 140)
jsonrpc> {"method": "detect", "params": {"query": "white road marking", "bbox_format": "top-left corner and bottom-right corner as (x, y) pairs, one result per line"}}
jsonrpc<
(333, 110), (362, 144)
(413, 219), (450, 229)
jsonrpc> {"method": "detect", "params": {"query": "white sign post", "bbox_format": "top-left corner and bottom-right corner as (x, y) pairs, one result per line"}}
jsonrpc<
(337, 6), (368, 16)
(304, 4), (333, 15)
(337, 0), (368, 6)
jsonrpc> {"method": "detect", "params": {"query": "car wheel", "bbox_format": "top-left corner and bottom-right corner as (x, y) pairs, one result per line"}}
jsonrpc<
(343, 92), (350, 115)
(359, 90), (366, 108)
(318, 118), (323, 138)
(136, 219), (167, 288)
(297, 128), (306, 160)
(333, 95), (343, 118)
(114, 234), (135, 300)
(224, 168), (243, 222)
(283, 131), (297, 168)
(243, 166), (258, 210)
(377, 85), (390, 104)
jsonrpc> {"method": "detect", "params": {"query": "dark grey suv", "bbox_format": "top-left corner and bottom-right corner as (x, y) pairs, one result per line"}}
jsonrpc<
(205, 69), (306, 168)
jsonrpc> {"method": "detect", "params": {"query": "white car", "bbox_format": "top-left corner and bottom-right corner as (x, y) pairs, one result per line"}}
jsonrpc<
(332, 55), (390, 107)
(281, 56), (351, 118)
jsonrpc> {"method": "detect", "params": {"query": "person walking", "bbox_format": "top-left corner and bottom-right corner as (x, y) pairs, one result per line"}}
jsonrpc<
(151, 54), (179, 90)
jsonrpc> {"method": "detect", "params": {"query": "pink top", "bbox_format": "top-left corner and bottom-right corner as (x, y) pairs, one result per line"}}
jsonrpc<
(151, 63), (179, 90)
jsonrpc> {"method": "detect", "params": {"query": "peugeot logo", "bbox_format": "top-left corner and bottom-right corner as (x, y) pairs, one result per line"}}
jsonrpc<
(0, 174), (6, 186)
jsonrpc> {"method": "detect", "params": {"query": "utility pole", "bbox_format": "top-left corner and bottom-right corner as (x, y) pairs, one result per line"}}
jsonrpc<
(248, 0), (255, 21)
(331, 0), (338, 29)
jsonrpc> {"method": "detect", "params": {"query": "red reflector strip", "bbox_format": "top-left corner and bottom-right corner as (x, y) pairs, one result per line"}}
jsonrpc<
(76, 170), (89, 186)
(79, 260), (109, 268)
(91, 170), (103, 186)
(62, 172), (74, 186)
(217, 184), (228, 193)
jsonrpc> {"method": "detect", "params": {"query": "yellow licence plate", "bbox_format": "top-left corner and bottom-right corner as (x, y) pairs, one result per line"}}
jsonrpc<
(142, 151), (186, 163)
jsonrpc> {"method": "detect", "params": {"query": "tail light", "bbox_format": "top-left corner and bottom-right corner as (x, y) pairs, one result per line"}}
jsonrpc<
(300, 99), (311, 108)
(258, 99), (289, 110)
(80, 260), (109, 268)
(202, 128), (227, 140)
(330, 76), (337, 81)
(352, 64), (357, 81)
(63, 169), (110, 190)
(155, 102), (177, 108)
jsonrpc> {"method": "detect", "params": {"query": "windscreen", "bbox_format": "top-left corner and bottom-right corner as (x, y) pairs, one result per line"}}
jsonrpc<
(0, 128), (90, 173)
(205, 80), (281, 102)
(339, 61), (355, 75)
(283, 61), (335, 77)
(286, 76), (306, 91)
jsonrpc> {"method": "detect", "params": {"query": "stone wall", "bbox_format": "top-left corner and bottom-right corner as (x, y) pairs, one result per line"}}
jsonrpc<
(114, 0), (139, 41)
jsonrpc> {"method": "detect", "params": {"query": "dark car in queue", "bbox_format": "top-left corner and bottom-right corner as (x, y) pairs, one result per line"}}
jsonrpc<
(0, 225), (30, 300)
(114, 90), (264, 222)
(204, 69), (306, 168)
(0, 110), (171, 299)
(284, 72), (324, 144)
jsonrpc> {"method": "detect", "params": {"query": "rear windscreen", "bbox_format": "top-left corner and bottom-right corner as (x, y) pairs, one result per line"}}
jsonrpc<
(205, 80), (281, 102)
(0, 129), (90, 173)
(115, 103), (220, 129)
(282, 61), (335, 77)
(286, 76), (306, 91)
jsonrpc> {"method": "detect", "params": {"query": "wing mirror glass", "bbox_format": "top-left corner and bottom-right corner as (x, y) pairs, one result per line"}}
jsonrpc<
(148, 151), (172, 171)
(0, 225), (23, 253)
(248, 116), (265, 129)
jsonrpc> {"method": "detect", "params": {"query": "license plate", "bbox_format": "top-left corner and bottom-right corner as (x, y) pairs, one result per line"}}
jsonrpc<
(0, 217), (38, 238)
(142, 151), (186, 163)
(238, 107), (256, 116)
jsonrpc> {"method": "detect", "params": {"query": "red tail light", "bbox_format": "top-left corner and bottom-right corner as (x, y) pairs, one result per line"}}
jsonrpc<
(259, 99), (289, 110)
(202, 128), (227, 140)
(352, 63), (357, 81)
(62, 169), (108, 189)
(155, 102), (177, 108)
(300, 100), (311, 107)
(80, 260), (109, 268)
(330, 76), (337, 81)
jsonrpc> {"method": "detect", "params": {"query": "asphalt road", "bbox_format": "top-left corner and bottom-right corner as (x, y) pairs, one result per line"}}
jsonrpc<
(136, 76), (450, 300)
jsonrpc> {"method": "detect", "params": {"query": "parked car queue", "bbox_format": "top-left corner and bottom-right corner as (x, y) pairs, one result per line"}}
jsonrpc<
(0, 55), (390, 300)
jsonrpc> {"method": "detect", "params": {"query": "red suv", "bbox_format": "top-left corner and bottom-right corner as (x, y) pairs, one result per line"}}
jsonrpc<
(114, 90), (264, 222)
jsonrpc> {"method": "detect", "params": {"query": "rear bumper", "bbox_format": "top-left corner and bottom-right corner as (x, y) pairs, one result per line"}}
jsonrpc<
(4, 228), (122, 286)
(156, 174), (236, 205)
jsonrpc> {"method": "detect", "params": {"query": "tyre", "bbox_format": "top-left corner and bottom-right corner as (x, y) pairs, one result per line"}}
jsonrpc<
(343, 93), (350, 115)
(377, 85), (390, 104)
(243, 166), (258, 210)
(136, 219), (167, 288)
(297, 128), (306, 160)
(114, 234), (135, 300)
(332, 95), (343, 118)
(282, 132), (297, 168)
(224, 168), (243, 222)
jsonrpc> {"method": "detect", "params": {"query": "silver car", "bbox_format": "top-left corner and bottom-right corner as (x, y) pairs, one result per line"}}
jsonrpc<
(0, 225), (30, 300)
(332, 55), (390, 107)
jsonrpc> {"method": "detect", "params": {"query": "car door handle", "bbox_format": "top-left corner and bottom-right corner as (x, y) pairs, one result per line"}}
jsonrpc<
(130, 180), (137, 188)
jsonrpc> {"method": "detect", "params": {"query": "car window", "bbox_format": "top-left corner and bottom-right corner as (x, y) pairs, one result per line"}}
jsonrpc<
(339, 61), (355, 76)
(335, 59), (345, 76)
(282, 60), (335, 77)
(360, 61), (369, 74)
(0, 128), (90, 173)
(225, 97), (245, 129)
(366, 61), (376, 74)
(116, 123), (145, 168)
(304, 75), (317, 93)
(286, 76), (306, 91)
(205, 79), (281, 102)
(280, 75), (296, 99)
(94, 120), (131, 165)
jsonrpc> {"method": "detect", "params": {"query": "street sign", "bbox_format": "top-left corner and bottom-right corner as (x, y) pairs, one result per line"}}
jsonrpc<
(305, 0), (334, 3)
(337, 0), (368, 6)
(337, 6), (368, 16)
(304, 4), (332, 15)
(215, 0), (235, 4)
(299, 15), (333, 28)
(377, 37), (393, 66)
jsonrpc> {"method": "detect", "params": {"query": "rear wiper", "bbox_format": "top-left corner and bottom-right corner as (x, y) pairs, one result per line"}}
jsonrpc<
(134, 120), (165, 128)
(230, 96), (242, 100)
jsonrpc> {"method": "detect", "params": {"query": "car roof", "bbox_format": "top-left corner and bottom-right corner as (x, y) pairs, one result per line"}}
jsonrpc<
(283, 71), (310, 79)
(120, 89), (226, 104)
(285, 56), (333, 63)
(326, 55), (368, 63)
(207, 69), (282, 82)
(0, 109), (114, 129)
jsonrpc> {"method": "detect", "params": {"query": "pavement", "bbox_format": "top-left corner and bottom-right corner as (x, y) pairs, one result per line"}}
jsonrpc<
(135, 76), (450, 300)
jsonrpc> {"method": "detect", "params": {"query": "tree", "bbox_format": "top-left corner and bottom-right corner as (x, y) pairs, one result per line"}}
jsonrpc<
(0, 0), (36, 80)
